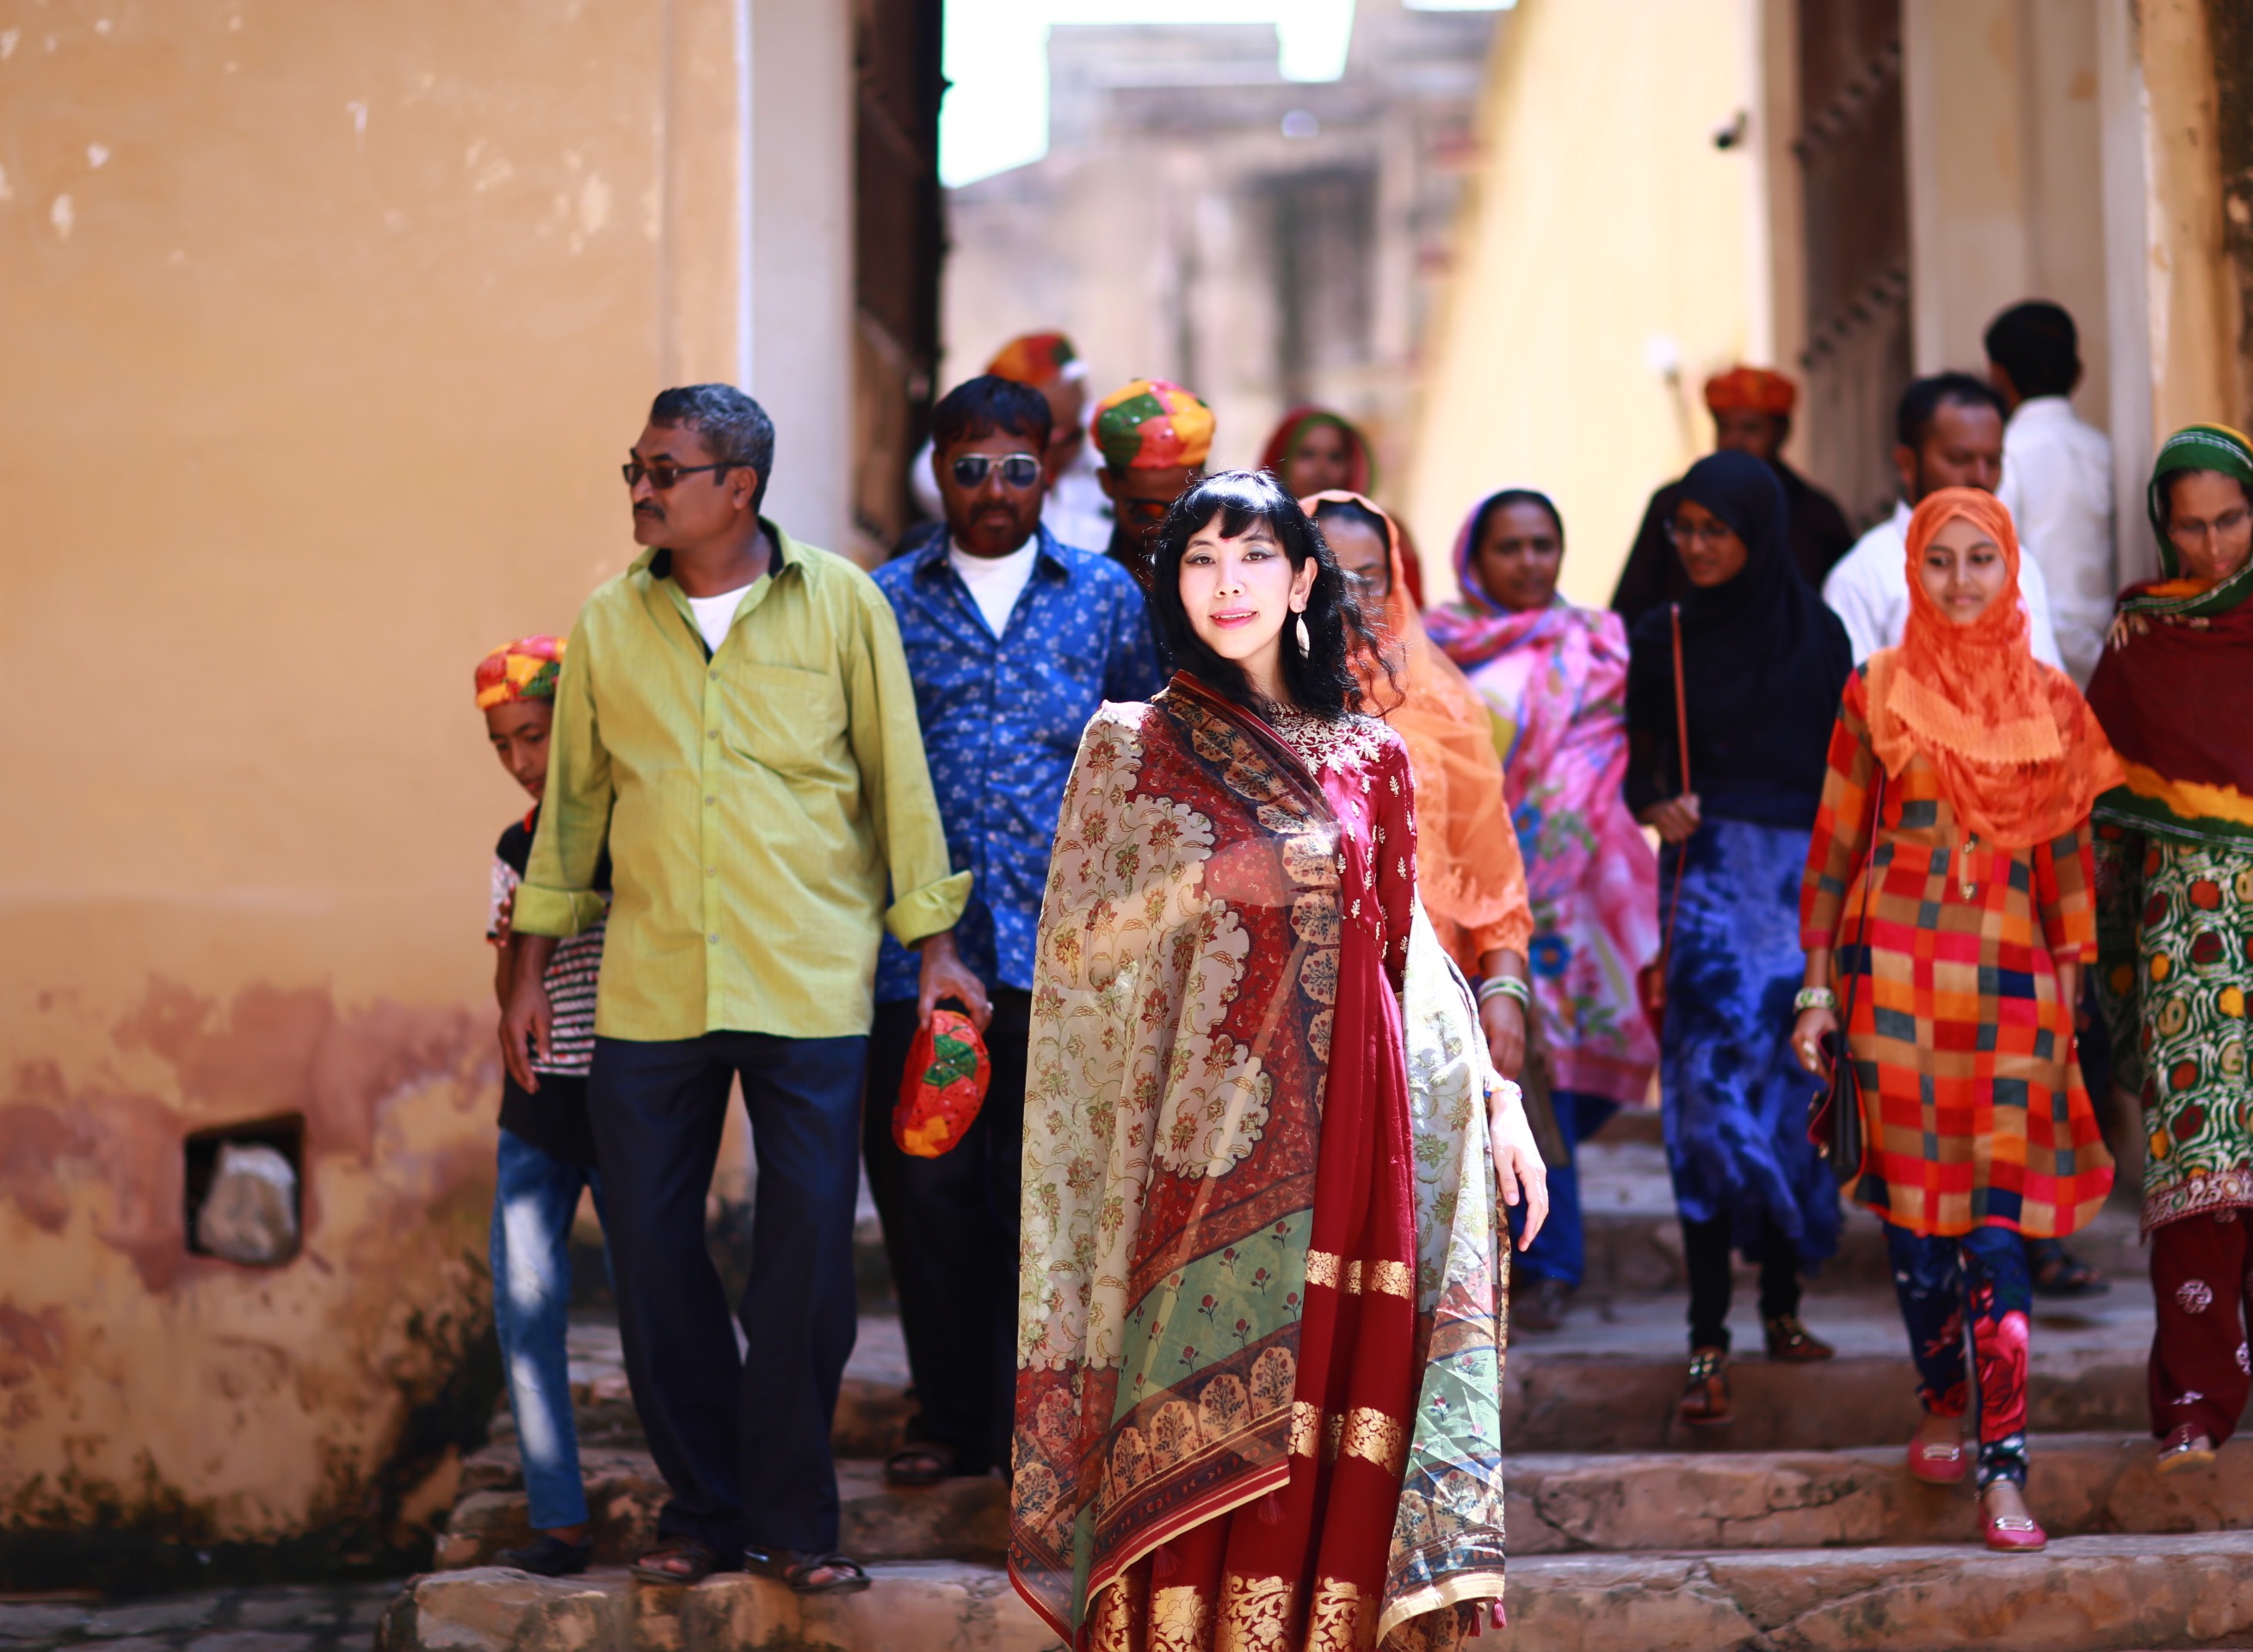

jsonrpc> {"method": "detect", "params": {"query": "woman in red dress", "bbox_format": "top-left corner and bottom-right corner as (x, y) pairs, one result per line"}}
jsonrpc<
(1012, 472), (1548, 1650)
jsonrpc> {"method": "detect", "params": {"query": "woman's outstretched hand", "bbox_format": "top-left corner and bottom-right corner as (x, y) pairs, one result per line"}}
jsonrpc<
(1486, 1077), (1549, 1250)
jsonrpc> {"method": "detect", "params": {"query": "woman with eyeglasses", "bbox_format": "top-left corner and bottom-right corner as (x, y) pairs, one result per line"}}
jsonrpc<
(2087, 424), (2253, 1478)
(1624, 449), (1853, 1427)
(1009, 470), (1546, 1651)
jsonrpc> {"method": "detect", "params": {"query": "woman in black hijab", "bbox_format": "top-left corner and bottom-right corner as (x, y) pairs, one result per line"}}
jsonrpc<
(1625, 450), (1854, 1428)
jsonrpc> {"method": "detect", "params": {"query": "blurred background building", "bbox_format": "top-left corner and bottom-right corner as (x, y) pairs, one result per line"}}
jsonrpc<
(942, 0), (1499, 484)
(8, 0), (2253, 1591)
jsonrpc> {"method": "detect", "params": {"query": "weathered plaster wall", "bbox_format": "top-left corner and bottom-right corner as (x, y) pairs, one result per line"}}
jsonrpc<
(1401, 0), (1762, 607)
(0, 0), (829, 1580)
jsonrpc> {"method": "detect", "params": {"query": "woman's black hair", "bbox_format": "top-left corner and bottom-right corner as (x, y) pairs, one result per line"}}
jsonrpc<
(1148, 470), (1381, 719)
(1309, 496), (1392, 546)
(1466, 488), (1565, 558)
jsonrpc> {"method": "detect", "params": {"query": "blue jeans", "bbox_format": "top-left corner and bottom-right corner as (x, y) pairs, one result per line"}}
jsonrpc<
(1509, 1089), (1618, 1289)
(491, 1128), (607, 1532)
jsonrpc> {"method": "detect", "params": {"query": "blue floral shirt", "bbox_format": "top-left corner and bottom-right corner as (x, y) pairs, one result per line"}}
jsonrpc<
(873, 524), (1164, 1001)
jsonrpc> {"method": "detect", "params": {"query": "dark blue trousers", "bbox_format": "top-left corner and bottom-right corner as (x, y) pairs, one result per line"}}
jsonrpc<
(588, 1030), (867, 1560)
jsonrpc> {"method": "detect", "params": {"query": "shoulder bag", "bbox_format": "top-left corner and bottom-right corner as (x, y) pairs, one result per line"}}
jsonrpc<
(1806, 765), (1886, 1180)
(1635, 604), (1689, 1032)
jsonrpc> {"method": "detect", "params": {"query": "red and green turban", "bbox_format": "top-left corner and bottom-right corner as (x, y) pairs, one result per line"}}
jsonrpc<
(474, 635), (565, 710)
(1093, 379), (1214, 472)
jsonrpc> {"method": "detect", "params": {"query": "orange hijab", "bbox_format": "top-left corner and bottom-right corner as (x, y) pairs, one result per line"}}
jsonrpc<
(1306, 490), (1533, 970)
(1867, 488), (2123, 848)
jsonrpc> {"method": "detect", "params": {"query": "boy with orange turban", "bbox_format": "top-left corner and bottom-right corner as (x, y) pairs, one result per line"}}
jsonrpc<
(475, 634), (611, 1578)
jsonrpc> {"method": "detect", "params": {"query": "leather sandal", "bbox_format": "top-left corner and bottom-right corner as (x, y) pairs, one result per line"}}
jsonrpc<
(1678, 1346), (1731, 1427)
(632, 1534), (722, 1585)
(885, 1440), (960, 1487)
(1762, 1314), (1836, 1362)
(748, 1548), (873, 1595)
(2157, 1423), (2218, 1476)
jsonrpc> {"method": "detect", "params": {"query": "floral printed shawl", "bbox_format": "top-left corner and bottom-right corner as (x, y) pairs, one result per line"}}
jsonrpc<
(1012, 676), (1512, 1648)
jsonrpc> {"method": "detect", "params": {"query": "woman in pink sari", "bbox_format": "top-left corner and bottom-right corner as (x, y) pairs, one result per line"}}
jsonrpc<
(1426, 489), (1661, 1329)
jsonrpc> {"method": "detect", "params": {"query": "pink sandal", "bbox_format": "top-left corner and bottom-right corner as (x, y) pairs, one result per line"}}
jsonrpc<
(1906, 1437), (1967, 1485)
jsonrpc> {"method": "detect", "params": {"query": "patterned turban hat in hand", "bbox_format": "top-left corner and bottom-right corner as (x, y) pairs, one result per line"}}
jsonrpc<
(1094, 379), (1215, 472)
(985, 331), (1087, 389)
(474, 635), (566, 709)
(1703, 366), (1797, 417)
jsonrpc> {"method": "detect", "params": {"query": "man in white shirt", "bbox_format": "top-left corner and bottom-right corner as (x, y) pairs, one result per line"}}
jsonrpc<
(1987, 301), (2116, 687)
(908, 331), (1114, 553)
(1823, 372), (2065, 668)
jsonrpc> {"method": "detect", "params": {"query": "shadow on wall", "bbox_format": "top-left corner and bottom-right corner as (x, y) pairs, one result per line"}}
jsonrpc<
(1, 981), (507, 1595)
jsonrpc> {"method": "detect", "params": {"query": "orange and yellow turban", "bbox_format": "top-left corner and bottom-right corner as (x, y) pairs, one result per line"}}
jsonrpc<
(985, 331), (1086, 388)
(474, 635), (565, 710)
(1703, 366), (1797, 417)
(1094, 379), (1214, 472)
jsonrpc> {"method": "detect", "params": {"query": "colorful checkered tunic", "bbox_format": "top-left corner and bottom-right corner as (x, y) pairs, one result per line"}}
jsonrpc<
(1799, 671), (2114, 1238)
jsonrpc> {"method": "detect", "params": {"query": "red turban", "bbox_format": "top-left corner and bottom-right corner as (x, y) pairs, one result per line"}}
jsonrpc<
(1703, 367), (1797, 417)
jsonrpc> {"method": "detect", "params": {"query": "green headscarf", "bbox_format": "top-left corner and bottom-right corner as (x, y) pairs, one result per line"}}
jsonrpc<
(2136, 422), (2253, 619)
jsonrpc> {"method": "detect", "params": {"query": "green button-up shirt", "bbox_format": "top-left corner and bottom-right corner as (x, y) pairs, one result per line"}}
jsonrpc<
(513, 523), (972, 1040)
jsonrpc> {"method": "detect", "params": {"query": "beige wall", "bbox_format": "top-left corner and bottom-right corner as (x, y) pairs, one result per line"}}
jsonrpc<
(1402, 0), (1762, 608)
(0, 0), (847, 1559)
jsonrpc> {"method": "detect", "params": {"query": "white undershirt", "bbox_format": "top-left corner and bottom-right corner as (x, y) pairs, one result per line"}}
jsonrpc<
(684, 583), (755, 653)
(949, 538), (1040, 637)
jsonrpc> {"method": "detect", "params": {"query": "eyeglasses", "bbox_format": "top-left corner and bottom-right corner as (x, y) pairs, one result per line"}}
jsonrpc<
(2170, 508), (2251, 544)
(622, 460), (734, 490)
(949, 453), (1043, 490)
(1665, 519), (1738, 549)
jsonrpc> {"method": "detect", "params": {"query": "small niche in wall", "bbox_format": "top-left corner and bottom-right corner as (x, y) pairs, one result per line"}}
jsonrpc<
(184, 1113), (305, 1267)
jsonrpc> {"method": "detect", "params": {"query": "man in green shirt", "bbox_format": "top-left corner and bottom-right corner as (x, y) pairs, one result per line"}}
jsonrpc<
(502, 384), (986, 1591)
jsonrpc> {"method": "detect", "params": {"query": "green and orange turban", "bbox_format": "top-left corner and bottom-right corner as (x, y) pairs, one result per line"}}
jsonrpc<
(474, 635), (565, 709)
(1094, 379), (1214, 472)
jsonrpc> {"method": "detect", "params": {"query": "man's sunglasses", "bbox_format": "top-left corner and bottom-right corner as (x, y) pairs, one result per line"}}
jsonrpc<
(950, 453), (1043, 490)
(622, 460), (737, 490)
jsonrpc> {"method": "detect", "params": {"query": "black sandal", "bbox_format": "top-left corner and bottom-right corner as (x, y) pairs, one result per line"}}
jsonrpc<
(632, 1534), (721, 1585)
(2028, 1238), (2108, 1298)
(884, 1441), (960, 1487)
(748, 1548), (873, 1596)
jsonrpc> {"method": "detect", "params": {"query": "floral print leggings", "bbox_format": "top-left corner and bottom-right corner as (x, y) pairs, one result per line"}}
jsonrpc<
(1886, 1224), (2033, 1489)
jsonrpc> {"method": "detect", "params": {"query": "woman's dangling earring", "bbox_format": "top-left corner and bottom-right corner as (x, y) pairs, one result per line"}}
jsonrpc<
(1295, 612), (1312, 659)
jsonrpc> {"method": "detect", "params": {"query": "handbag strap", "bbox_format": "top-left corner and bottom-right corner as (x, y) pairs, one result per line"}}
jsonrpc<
(1657, 604), (1689, 968)
(1832, 764), (1888, 1039)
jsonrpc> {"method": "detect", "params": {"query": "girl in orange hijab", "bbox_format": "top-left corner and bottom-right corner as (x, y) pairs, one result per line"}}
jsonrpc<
(1304, 490), (1533, 1081)
(1791, 488), (2121, 1553)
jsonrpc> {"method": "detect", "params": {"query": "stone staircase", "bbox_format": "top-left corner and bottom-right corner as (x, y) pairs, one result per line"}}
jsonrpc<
(379, 1122), (2253, 1652)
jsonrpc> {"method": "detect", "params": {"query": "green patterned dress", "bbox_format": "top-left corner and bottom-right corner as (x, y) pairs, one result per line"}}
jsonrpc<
(2095, 827), (2253, 1230)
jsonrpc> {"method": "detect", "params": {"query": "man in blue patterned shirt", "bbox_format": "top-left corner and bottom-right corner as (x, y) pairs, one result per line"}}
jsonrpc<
(866, 375), (1164, 1485)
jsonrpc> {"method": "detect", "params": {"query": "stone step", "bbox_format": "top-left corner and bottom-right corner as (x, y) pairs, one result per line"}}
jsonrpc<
(1562, 1138), (2149, 1297)
(377, 1563), (1053, 1652)
(532, 1296), (2189, 1464)
(438, 1432), (2251, 1572)
(1507, 1433), (2253, 1554)
(1503, 1345), (2154, 1454)
(439, 1452), (1007, 1571)
(384, 1532), (2253, 1652)
(1496, 1531), (2253, 1652)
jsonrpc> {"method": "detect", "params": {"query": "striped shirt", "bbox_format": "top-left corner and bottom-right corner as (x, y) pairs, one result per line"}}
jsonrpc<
(491, 811), (607, 1077)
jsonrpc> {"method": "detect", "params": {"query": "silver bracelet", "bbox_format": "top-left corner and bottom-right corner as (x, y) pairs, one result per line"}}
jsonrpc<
(1478, 975), (1530, 1008)
(1793, 986), (1837, 1013)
